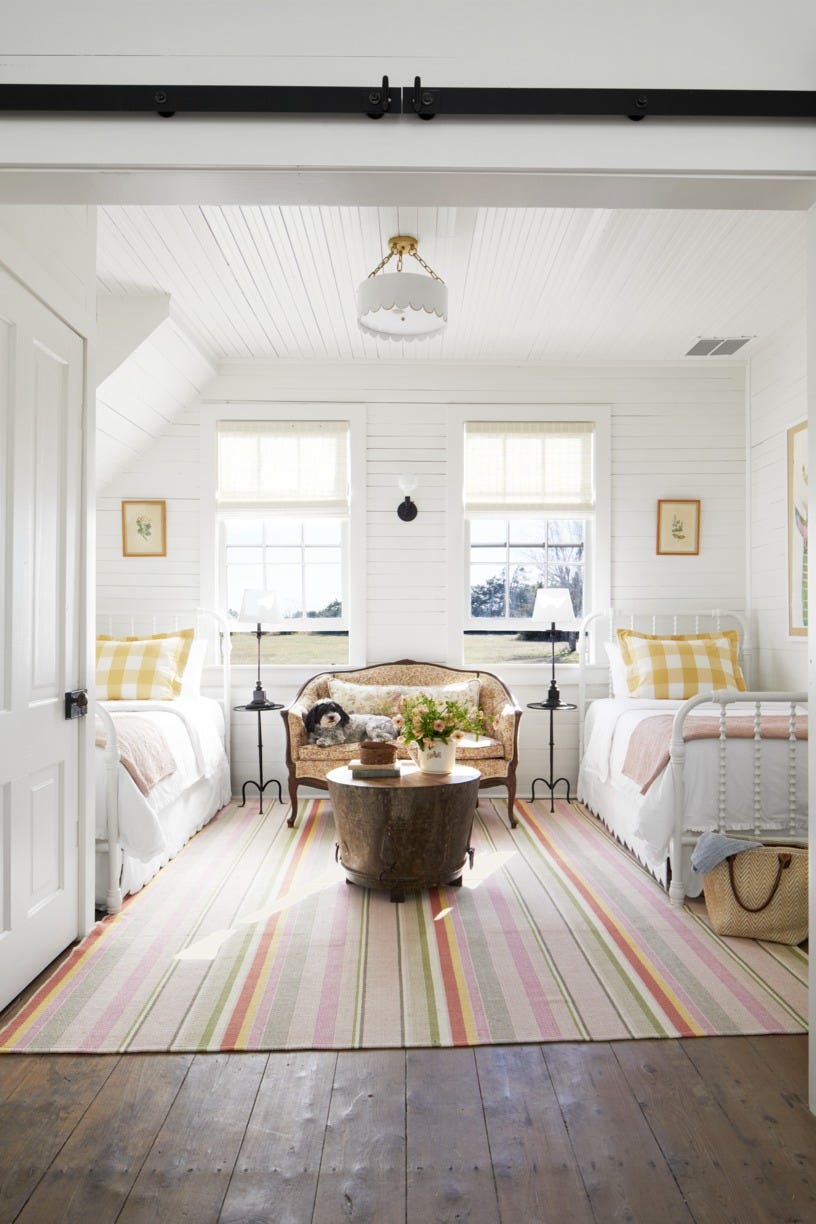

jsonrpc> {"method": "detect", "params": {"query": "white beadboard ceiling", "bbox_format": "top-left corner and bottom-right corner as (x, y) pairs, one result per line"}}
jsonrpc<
(96, 204), (805, 365)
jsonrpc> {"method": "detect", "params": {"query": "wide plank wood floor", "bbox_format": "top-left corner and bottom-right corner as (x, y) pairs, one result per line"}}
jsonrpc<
(1, 1035), (815, 1223)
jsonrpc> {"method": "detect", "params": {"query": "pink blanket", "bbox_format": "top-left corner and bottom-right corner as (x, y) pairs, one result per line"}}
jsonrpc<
(96, 714), (177, 796)
(622, 713), (808, 795)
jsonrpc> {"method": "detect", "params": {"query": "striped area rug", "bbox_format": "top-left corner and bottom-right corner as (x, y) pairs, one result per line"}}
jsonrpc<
(0, 797), (807, 1053)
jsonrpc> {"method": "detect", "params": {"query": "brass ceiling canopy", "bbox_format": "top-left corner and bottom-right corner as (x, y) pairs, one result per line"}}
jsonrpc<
(387, 235), (418, 257)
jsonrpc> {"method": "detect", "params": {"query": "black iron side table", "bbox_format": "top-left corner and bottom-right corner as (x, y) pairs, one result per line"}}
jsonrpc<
(233, 701), (284, 814)
(527, 700), (578, 813)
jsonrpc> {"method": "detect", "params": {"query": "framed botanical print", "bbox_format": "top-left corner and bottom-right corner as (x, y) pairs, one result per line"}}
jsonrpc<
(787, 421), (808, 637)
(121, 499), (167, 557)
(656, 499), (700, 556)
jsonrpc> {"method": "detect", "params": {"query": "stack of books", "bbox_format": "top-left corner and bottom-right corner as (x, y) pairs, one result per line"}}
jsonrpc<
(349, 758), (401, 779)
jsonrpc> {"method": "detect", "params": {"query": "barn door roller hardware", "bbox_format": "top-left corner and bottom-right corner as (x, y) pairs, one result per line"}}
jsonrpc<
(405, 77), (816, 121)
(0, 77), (395, 119)
(1, 77), (815, 122)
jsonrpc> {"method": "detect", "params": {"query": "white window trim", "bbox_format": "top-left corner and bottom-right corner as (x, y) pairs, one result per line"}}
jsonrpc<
(201, 401), (367, 671)
(446, 403), (611, 674)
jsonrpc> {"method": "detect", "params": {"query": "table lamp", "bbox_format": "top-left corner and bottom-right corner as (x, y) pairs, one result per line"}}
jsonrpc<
(532, 587), (576, 708)
(239, 588), (280, 706)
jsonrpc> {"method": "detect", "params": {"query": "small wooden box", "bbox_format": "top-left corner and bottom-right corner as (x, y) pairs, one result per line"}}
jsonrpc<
(358, 739), (397, 766)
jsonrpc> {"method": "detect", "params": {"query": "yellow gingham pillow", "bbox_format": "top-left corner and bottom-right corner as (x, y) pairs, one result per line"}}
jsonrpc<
(96, 629), (195, 700)
(616, 629), (746, 699)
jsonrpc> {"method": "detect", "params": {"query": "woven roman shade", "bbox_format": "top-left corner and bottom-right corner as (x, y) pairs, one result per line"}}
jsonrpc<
(217, 420), (350, 513)
(464, 420), (594, 513)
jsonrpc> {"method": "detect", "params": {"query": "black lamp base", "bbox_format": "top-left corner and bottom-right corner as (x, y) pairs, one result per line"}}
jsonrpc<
(543, 619), (561, 707)
(249, 682), (268, 706)
(543, 679), (562, 708)
(249, 621), (267, 706)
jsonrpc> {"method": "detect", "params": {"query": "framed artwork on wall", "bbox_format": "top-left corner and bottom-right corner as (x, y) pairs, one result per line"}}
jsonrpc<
(121, 499), (167, 557)
(656, 499), (700, 556)
(787, 420), (808, 637)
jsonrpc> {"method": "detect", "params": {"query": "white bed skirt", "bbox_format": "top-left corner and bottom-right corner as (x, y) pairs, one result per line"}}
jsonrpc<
(94, 761), (232, 908)
(578, 769), (702, 897)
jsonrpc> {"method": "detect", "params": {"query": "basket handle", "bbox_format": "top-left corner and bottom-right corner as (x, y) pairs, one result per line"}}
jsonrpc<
(727, 852), (792, 913)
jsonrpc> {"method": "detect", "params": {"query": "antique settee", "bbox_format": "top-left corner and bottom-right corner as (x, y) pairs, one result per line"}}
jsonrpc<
(281, 659), (522, 828)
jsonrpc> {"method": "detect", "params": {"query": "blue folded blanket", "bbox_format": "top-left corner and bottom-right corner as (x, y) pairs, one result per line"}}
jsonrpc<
(691, 831), (761, 876)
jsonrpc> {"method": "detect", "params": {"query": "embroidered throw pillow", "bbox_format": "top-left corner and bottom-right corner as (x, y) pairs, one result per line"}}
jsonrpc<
(327, 678), (482, 717)
(616, 629), (746, 699)
(96, 629), (195, 700)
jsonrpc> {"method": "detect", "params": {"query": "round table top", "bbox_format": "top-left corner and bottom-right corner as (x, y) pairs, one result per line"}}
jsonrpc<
(527, 701), (577, 712)
(233, 701), (284, 712)
(327, 762), (481, 790)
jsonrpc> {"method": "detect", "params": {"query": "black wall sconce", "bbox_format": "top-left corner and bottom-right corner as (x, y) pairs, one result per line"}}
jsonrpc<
(397, 475), (418, 521)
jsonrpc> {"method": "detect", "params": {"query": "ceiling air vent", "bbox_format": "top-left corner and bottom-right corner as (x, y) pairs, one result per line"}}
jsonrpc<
(685, 336), (752, 357)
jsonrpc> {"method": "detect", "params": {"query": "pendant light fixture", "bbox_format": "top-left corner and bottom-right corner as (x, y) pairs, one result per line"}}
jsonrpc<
(356, 235), (447, 341)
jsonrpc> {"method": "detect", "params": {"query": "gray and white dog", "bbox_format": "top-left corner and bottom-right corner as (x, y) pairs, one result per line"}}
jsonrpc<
(304, 700), (397, 747)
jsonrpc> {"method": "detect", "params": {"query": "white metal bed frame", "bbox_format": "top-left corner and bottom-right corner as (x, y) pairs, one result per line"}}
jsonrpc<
(577, 609), (806, 903)
(95, 608), (231, 913)
(665, 687), (807, 902)
(577, 607), (753, 758)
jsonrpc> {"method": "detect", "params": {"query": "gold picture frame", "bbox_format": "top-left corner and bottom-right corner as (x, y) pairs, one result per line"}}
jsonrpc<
(787, 420), (808, 637)
(656, 499), (700, 555)
(121, 499), (167, 557)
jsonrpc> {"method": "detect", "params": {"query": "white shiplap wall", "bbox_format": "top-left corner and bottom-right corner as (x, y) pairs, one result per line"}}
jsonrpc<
(749, 321), (808, 689)
(98, 360), (747, 797)
(366, 405), (449, 663)
(610, 375), (746, 612)
(97, 405), (203, 615)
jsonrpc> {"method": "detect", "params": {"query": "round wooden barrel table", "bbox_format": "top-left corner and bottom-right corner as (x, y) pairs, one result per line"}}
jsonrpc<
(326, 763), (481, 902)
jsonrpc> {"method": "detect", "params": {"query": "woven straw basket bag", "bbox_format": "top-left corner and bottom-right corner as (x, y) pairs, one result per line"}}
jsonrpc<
(703, 846), (808, 945)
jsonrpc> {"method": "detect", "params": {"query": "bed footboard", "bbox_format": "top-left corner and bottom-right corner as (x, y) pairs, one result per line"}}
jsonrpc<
(668, 688), (807, 905)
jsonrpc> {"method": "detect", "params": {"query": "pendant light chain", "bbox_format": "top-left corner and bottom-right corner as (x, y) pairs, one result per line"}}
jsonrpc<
(366, 249), (395, 279)
(365, 235), (444, 284)
(410, 248), (445, 284)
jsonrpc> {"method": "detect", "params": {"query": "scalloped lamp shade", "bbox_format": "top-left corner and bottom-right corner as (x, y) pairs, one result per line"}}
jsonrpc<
(357, 271), (448, 341)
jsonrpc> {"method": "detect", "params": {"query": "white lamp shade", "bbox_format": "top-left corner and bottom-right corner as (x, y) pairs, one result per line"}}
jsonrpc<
(357, 271), (447, 341)
(239, 589), (280, 624)
(532, 587), (576, 626)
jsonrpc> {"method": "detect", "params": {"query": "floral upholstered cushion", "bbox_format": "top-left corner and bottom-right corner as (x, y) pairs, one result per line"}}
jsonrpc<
(327, 677), (481, 716)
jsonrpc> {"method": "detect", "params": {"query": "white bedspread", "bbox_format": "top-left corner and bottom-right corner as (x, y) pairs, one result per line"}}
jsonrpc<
(95, 696), (228, 861)
(579, 698), (808, 871)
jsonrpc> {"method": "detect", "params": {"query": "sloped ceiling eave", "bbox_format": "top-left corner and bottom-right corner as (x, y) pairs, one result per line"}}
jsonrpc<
(96, 311), (216, 492)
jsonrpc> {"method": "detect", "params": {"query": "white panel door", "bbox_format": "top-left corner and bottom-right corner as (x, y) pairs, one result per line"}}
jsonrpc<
(0, 265), (85, 1012)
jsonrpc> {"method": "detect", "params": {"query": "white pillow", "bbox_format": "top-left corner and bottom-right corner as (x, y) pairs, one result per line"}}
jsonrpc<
(180, 638), (208, 697)
(604, 640), (630, 698)
(327, 677), (481, 717)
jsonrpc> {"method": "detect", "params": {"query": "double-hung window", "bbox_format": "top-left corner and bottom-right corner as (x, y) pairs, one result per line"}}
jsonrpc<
(462, 419), (598, 665)
(216, 419), (351, 665)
